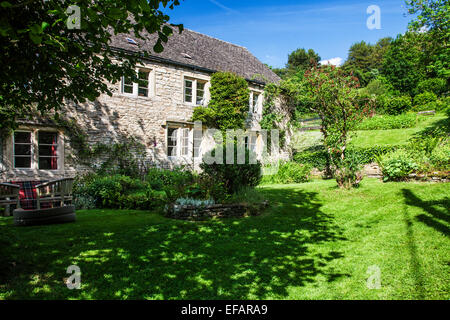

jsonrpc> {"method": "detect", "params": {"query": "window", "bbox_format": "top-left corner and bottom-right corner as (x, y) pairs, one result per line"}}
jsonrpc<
(250, 92), (261, 114)
(250, 134), (257, 152)
(184, 77), (208, 105)
(196, 81), (206, 105)
(13, 130), (60, 170)
(121, 68), (152, 97)
(193, 128), (203, 158)
(122, 76), (134, 94)
(245, 134), (258, 152)
(167, 126), (202, 159)
(14, 131), (32, 168)
(38, 132), (58, 170)
(184, 79), (193, 103)
(138, 70), (150, 97)
(181, 129), (189, 156)
(252, 93), (260, 113)
(168, 128), (178, 157)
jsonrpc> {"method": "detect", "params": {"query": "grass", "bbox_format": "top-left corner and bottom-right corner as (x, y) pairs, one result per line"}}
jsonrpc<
(0, 179), (449, 300)
(293, 114), (447, 150)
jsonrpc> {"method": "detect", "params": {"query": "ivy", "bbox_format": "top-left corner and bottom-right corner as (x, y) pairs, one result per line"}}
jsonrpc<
(55, 117), (148, 178)
(192, 72), (250, 132)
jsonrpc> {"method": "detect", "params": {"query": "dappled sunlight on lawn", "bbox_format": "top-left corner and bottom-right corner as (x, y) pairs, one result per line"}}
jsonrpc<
(0, 179), (449, 300)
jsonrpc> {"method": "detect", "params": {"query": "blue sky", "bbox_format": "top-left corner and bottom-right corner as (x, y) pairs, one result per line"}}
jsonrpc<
(165, 0), (414, 68)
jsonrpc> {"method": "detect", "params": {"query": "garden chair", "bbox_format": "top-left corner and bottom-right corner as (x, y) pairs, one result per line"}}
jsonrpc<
(0, 183), (21, 216)
(12, 178), (76, 226)
(35, 178), (74, 209)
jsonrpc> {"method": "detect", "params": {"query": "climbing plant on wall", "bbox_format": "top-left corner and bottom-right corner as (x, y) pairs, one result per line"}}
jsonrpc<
(192, 72), (250, 132)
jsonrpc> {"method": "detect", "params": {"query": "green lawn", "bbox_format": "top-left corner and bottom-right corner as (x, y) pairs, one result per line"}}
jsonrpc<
(0, 179), (449, 300)
(293, 114), (447, 150)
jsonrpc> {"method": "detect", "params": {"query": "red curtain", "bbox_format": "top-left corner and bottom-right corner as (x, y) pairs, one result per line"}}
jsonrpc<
(51, 134), (57, 170)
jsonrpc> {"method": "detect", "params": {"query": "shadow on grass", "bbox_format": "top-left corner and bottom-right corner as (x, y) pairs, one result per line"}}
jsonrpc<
(0, 187), (347, 300)
(401, 188), (449, 299)
(402, 189), (450, 236)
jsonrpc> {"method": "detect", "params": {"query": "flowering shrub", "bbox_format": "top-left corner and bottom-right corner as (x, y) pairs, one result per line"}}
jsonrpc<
(378, 149), (419, 182)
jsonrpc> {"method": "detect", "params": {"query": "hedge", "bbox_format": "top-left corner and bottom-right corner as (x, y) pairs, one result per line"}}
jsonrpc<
(294, 145), (399, 169)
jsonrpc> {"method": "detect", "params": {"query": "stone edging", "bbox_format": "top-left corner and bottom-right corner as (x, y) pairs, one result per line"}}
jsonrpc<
(166, 201), (270, 221)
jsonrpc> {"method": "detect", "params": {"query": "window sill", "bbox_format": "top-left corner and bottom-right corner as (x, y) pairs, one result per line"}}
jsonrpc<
(12, 168), (62, 173)
(117, 93), (155, 100)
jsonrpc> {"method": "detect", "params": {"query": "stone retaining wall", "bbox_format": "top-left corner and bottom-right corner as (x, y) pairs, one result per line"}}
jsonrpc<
(166, 201), (269, 221)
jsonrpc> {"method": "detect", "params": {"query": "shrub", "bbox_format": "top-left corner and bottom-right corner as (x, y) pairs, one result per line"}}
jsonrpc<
(364, 77), (392, 96)
(146, 167), (193, 191)
(416, 78), (447, 96)
(74, 195), (96, 210)
(200, 144), (262, 195)
(293, 148), (329, 170)
(413, 91), (438, 111)
(146, 167), (194, 202)
(378, 149), (419, 182)
(356, 113), (419, 130)
(74, 174), (148, 209)
(334, 152), (364, 189)
(262, 162), (311, 184)
(119, 190), (166, 210)
(430, 143), (450, 170)
(435, 97), (449, 112)
(187, 175), (228, 202)
(294, 145), (397, 168)
(385, 95), (412, 115)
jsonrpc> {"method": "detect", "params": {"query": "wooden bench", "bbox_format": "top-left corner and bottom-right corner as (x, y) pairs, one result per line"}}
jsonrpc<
(36, 178), (74, 210)
(0, 183), (21, 216)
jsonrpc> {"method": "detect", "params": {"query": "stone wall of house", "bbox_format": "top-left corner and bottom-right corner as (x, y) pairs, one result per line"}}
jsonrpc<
(0, 59), (275, 182)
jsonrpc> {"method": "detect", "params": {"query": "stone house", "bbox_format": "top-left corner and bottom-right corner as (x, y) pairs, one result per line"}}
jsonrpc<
(0, 28), (286, 182)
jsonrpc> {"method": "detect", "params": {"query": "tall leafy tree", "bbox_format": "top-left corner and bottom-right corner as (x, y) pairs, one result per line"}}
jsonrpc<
(406, 0), (449, 79)
(0, 0), (183, 132)
(273, 48), (321, 79)
(303, 66), (369, 188)
(343, 38), (392, 86)
(287, 48), (321, 72)
(381, 32), (427, 95)
(343, 41), (374, 72)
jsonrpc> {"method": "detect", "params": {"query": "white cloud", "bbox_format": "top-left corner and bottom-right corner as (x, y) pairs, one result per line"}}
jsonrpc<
(320, 57), (344, 67)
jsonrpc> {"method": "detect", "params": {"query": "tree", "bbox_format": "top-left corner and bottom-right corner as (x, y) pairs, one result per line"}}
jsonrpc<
(343, 41), (374, 72)
(274, 48), (321, 79)
(406, 0), (449, 79)
(342, 38), (392, 86)
(191, 72), (250, 132)
(0, 0), (183, 133)
(287, 48), (321, 72)
(381, 32), (427, 96)
(303, 66), (370, 188)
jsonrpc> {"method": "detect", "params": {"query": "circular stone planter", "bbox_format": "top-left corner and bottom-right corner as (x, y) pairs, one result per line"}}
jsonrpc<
(13, 205), (76, 227)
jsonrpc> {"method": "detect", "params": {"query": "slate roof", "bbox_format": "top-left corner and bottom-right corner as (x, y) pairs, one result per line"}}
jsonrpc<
(109, 28), (280, 84)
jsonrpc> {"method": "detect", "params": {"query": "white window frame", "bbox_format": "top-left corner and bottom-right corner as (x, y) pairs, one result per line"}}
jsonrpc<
(13, 131), (32, 169)
(121, 67), (155, 98)
(245, 132), (258, 152)
(184, 77), (208, 106)
(249, 91), (262, 114)
(12, 130), (61, 171)
(193, 128), (203, 159)
(166, 126), (201, 159)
